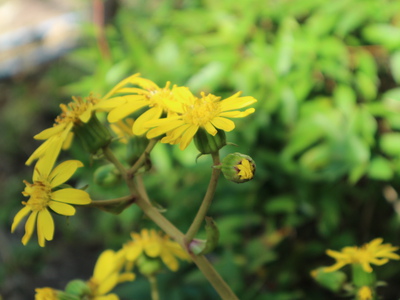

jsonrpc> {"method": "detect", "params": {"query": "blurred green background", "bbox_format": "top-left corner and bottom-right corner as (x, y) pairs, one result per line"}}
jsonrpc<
(2, 0), (400, 299)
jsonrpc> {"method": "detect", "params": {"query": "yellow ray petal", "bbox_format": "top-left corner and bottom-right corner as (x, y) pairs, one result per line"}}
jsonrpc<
(219, 109), (255, 118)
(102, 73), (141, 100)
(203, 122), (217, 136)
(160, 250), (179, 271)
(38, 209), (54, 242)
(179, 125), (198, 150)
(49, 160), (83, 188)
(93, 250), (117, 281)
(34, 124), (66, 140)
(22, 211), (38, 245)
(94, 294), (119, 300)
(11, 206), (31, 232)
(220, 96), (257, 111)
(79, 103), (92, 123)
(49, 201), (76, 216)
(163, 124), (192, 142)
(51, 189), (91, 205)
(211, 117), (235, 132)
(132, 107), (163, 135)
(146, 119), (185, 139)
(125, 242), (143, 261)
(95, 97), (127, 110)
(107, 100), (148, 123)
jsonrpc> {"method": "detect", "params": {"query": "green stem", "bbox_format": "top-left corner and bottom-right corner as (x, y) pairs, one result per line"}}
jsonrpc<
(103, 146), (237, 299)
(185, 152), (221, 244)
(129, 139), (158, 175)
(89, 195), (135, 207)
(102, 146), (128, 179)
(148, 275), (160, 300)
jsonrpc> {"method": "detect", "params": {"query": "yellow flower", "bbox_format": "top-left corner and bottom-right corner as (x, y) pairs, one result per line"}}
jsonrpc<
(97, 74), (182, 136)
(87, 249), (135, 300)
(34, 287), (58, 300)
(26, 95), (101, 166)
(357, 286), (373, 300)
(11, 159), (91, 247)
(123, 229), (190, 272)
(323, 238), (400, 273)
(146, 88), (257, 150)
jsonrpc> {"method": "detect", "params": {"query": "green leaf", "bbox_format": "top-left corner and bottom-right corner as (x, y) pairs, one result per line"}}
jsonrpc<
(368, 156), (393, 180)
(264, 195), (296, 214)
(380, 133), (400, 156)
(390, 51), (400, 84)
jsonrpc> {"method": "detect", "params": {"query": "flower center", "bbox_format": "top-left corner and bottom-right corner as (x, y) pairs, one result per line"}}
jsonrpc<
(54, 95), (99, 126)
(23, 180), (52, 211)
(183, 93), (221, 126)
(146, 82), (176, 112)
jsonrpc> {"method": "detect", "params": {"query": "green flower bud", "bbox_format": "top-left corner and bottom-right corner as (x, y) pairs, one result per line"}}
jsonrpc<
(221, 153), (256, 183)
(194, 128), (226, 154)
(73, 114), (112, 154)
(94, 164), (121, 187)
(64, 279), (91, 297)
(137, 255), (163, 276)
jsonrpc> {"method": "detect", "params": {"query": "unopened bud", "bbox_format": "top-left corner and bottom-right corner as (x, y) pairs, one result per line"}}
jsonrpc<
(221, 153), (256, 183)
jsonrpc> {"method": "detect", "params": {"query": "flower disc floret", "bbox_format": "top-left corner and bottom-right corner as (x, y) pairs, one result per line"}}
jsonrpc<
(11, 159), (91, 247)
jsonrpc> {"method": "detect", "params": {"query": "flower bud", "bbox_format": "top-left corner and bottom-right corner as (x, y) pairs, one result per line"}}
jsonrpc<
(73, 114), (112, 154)
(64, 279), (91, 297)
(94, 164), (121, 187)
(136, 255), (163, 276)
(194, 128), (226, 154)
(221, 153), (256, 183)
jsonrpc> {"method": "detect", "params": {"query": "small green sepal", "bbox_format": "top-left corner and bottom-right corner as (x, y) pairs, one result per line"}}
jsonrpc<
(189, 217), (220, 255)
(73, 114), (112, 154)
(194, 128), (226, 154)
(65, 279), (91, 297)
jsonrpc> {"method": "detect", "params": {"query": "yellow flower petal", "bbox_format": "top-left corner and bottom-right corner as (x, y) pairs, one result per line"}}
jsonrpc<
(94, 250), (117, 282)
(48, 201), (76, 216)
(146, 119), (185, 139)
(95, 96), (127, 110)
(162, 124), (192, 143)
(125, 242), (143, 261)
(94, 294), (119, 300)
(179, 125), (198, 150)
(160, 250), (179, 271)
(203, 122), (217, 136)
(97, 273), (119, 296)
(102, 73), (141, 100)
(22, 211), (38, 245)
(38, 209), (54, 244)
(11, 206), (31, 233)
(49, 160), (84, 188)
(220, 95), (257, 111)
(34, 124), (66, 140)
(211, 117), (235, 132)
(219, 109), (256, 118)
(132, 106), (163, 135)
(107, 100), (148, 123)
(51, 189), (91, 205)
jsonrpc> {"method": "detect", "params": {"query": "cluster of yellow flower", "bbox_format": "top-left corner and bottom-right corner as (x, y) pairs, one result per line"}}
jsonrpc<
(35, 229), (190, 300)
(11, 73), (257, 247)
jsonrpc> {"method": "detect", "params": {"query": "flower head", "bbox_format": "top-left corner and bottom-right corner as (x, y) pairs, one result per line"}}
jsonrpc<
(123, 229), (190, 273)
(26, 95), (102, 166)
(146, 88), (257, 150)
(87, 249), (135, 300)
(323, 238), (400, 273)
(221, 153), (256, 183)
(357, 286), (373, 300)
(11, 159), (91, 247)
(97, 74), (182, 136)
(34, 287), (58, 300)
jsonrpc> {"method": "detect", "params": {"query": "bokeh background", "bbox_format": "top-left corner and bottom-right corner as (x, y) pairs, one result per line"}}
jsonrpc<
(2, 0), (400, 299)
